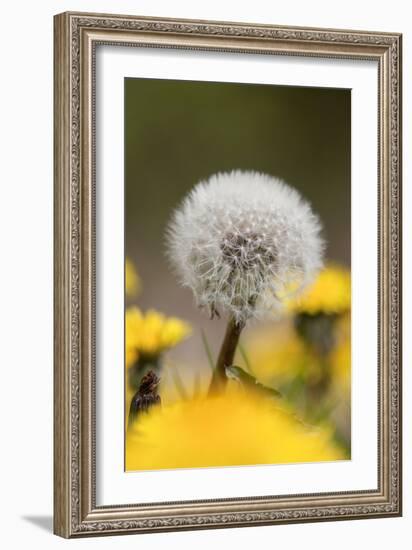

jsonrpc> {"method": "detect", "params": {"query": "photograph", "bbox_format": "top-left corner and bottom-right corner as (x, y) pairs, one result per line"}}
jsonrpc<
(53, 11), (401, 537)
(124, 78), (352, 471)
(0, 0), (407, 545)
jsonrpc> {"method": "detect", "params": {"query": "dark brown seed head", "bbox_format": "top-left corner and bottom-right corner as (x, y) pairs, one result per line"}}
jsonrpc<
(138, 370), (160, 395)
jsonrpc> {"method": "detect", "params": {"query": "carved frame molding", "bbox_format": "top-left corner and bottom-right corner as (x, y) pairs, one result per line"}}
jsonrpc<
(54, 12), (402, 538)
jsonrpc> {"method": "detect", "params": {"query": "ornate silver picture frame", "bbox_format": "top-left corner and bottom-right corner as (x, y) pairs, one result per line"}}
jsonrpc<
(54, 11), (402, 538)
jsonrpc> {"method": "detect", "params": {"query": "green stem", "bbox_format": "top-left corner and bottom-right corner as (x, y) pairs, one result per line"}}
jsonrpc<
(208, 316), (245, 394)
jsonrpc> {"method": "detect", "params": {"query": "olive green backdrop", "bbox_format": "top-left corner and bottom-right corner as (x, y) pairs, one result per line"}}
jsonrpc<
(125, 78), (350, 372)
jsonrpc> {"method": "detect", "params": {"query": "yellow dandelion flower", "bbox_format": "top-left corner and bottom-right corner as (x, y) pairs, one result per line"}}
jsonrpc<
(241, 322), (307, 387)
(125, 347), (139, 370)
(287, 264), (351, 315)
(125, 307), (191, 367)
(243, 320), (330, 390)
(126, 386), (346, 471)
(125, 258), (141, 297)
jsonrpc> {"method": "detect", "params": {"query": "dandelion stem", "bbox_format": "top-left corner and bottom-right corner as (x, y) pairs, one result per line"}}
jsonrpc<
(209, 316), (245, 394)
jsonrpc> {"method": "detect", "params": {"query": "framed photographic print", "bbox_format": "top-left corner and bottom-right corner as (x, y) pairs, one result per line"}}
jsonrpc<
(53, 11), (402, 538)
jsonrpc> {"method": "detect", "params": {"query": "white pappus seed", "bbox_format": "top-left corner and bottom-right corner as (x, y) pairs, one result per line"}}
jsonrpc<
(166, 170), (325, 324)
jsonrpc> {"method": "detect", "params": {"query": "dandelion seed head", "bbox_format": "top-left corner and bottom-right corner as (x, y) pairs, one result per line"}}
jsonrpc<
(166, 171), (324, 323)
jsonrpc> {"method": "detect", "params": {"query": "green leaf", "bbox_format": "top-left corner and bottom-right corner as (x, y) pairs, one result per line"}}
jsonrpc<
(170, 367), (189, 401)
(200, 329), (215, 371)
(238, 343), (254, 375)
(192, 370), (202, 399)
(225, 365), (282, 400)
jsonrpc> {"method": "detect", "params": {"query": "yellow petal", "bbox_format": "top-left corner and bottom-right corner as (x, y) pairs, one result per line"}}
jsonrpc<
(125, 258), (141, 297)
(126, 386), (346, 471)
(286, 264), (351, 315)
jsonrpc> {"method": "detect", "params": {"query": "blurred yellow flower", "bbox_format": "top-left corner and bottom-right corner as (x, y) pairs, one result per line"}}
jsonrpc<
(125, 307), (191, 367)
(241, 323), (307, 387)
(243, 314), (351, 396)
(126, 386), (346, 470)
(125, 347), (139, 371)
(125, 258), (141, 297)
(287, 264), (351, 315)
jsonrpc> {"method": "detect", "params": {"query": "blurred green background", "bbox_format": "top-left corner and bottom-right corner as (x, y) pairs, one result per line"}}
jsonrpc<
(125, 77), (350, 384)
